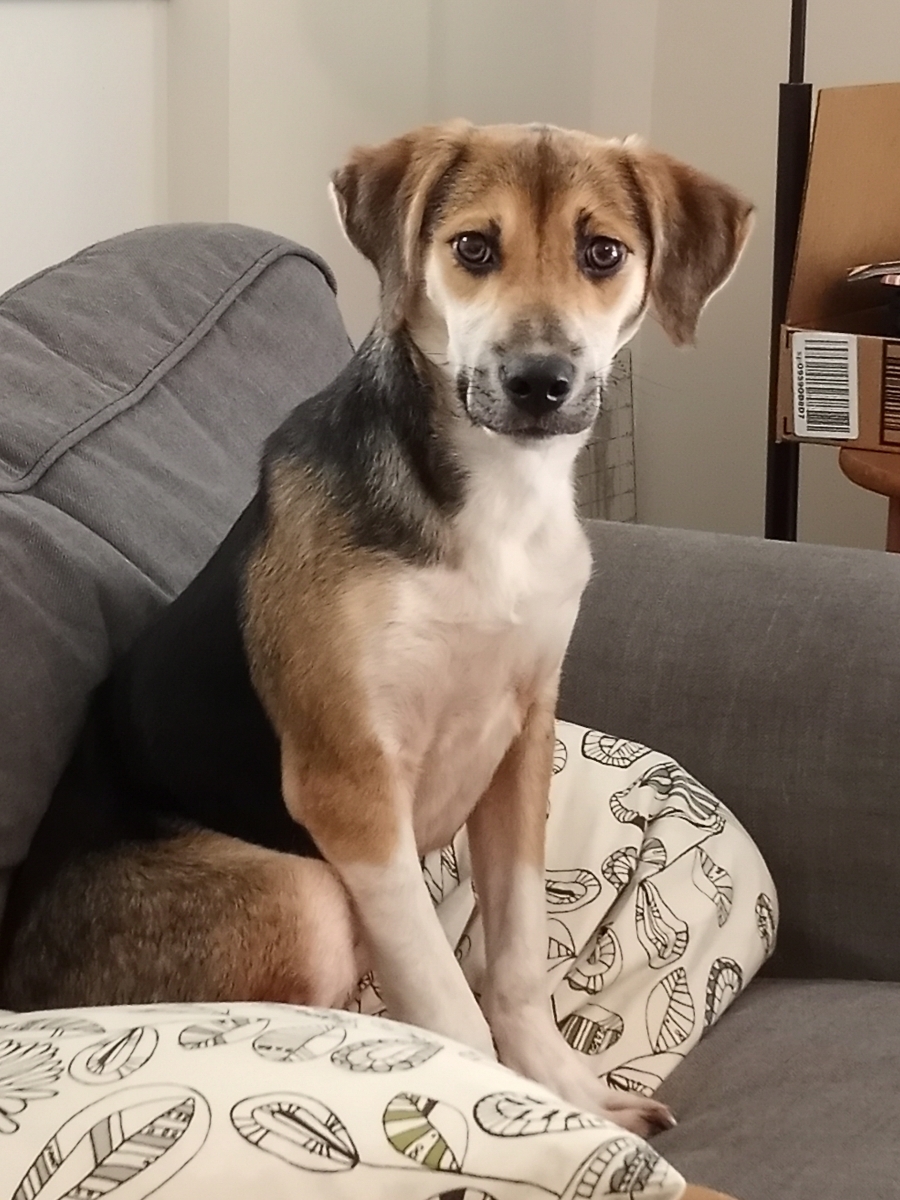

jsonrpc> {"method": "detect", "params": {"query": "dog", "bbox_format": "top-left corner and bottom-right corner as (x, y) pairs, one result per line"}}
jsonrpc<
(0, 121), (752, 1137)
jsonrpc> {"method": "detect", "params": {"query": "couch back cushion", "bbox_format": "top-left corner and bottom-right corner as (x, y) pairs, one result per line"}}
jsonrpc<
(0, 224), (352, 913)
(560, 521), (900, 981)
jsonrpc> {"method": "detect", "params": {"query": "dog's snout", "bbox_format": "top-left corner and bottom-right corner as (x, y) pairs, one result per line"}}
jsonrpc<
(500, 355), (575, 417)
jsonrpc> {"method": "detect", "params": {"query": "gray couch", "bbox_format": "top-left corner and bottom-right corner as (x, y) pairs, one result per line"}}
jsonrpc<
(1, 225), (898, 1200)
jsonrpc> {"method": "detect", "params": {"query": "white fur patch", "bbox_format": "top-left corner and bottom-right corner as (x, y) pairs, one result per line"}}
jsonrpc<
(342, 840), (495, 1054)
(360, 428), (590, 855)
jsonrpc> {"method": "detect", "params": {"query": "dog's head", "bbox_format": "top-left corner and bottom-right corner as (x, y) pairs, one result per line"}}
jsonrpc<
(332, 121), (753, 441)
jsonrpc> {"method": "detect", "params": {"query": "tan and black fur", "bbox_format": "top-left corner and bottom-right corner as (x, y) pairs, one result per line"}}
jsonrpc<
(0, 122), (752, 1139)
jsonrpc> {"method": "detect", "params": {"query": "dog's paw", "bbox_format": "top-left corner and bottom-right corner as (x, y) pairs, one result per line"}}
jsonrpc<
(491, 1015), (675, 1136)
(544, 1067), (675, 1137)
(597, 1088), (676, 1137)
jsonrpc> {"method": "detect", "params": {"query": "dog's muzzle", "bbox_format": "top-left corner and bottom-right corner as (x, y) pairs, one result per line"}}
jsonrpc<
(458, 348), (599, 439)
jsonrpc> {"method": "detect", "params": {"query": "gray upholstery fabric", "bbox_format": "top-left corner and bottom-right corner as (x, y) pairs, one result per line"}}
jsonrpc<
(0, 224), (352, 899)
(655, 979), (900, 1199)
(559, 522), (900, 983)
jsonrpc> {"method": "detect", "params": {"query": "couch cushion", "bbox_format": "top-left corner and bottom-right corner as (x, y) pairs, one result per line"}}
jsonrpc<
(653, 978), (900, 1199)
(560, 521), (900, 981)
(0, 1001), (689, 1200)
(0, 224), (352, 908)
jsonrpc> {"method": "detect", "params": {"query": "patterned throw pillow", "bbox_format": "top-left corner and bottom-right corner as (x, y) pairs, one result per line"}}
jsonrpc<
(0, 1002), (688, 1199)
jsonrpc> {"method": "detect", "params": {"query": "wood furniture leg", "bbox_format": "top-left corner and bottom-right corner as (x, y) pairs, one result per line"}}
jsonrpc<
(888, 495), (900, 553)
(838, 447), (900, 553)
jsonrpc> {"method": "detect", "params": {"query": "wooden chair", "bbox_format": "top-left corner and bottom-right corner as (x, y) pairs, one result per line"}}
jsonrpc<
(839, 447), (900, 552)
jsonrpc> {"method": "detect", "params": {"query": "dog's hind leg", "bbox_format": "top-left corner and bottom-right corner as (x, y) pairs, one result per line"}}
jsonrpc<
(0, 830), (364, 1011)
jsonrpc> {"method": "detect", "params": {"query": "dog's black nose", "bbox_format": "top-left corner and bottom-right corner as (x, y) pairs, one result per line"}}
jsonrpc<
(500, 355), (575, 416)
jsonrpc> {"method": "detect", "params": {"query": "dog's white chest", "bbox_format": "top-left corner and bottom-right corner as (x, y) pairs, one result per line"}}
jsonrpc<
(361, 446), (591, 854)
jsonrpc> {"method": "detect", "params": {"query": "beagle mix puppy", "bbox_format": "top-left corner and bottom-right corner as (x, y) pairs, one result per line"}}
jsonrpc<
(0, 121), (752, 1140)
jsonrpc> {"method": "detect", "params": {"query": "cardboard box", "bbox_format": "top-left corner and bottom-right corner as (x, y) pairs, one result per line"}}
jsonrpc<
(776, 82), (900, 452)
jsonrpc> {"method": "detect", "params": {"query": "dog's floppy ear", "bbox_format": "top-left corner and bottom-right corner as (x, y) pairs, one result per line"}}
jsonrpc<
(624, 141), (754, 346)
(331, 121), (470, 329)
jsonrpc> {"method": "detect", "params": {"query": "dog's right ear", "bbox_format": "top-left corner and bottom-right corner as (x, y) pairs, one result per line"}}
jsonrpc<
(331, 121), (470, 330)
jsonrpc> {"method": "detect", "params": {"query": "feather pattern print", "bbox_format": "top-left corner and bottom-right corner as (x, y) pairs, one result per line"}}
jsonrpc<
(0, 1041), (62, 1135)
(11, 1084), (209, 1199)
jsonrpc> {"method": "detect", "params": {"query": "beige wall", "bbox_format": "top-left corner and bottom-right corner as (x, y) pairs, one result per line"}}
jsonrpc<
(632, 0), (787, 538)
(0, 0), (167, 295)
(167, 0), (432, 343)
(166, 0), (614, 344)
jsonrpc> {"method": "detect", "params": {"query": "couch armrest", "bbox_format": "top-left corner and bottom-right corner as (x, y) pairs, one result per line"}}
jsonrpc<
(559, 521), (900, 982)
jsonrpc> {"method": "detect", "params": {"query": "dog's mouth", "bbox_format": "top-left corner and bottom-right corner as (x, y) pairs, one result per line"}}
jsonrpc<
(456, 369), (600, 440)
(508, 424), (561, 442)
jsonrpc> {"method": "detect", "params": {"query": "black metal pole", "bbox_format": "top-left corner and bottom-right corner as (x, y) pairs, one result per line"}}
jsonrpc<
(764, 0), (811, 540)
(788, 0), (808, 83)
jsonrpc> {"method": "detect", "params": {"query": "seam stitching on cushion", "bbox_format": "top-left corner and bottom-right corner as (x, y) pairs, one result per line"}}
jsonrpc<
(0, 313), (124, 393)
(1, 491), (185, 607)
(1, 241), (333, 494)
(0, 227), (337, 307)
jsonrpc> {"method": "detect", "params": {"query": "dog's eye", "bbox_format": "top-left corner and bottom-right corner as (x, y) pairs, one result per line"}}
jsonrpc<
(452, 232), (496, 273)
(582, 237), (627, 278)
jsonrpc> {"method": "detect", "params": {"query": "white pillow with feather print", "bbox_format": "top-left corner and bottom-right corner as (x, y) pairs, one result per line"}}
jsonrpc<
(0, 1001), (687, 1200)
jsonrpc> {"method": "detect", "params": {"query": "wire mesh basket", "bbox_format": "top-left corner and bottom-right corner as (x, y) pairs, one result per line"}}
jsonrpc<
(575, 348), (636, 522)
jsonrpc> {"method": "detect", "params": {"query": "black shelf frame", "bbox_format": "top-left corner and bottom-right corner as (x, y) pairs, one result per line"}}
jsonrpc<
(764, 0), (813, 540)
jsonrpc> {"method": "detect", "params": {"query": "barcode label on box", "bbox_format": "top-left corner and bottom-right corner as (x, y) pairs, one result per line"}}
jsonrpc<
(791, 332), (858, 440)
(884, 345), (900, 437)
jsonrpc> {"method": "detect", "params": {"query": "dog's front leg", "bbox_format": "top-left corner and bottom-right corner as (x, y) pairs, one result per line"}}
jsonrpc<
(340, 834), (496, 1056)
(467, 696), (674, 1135)
(281, 742), (495, 1057)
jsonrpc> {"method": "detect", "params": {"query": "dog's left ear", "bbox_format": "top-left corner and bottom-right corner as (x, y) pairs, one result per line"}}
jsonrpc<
(624, 142), (755, 346)
(331, 121), (470, 330)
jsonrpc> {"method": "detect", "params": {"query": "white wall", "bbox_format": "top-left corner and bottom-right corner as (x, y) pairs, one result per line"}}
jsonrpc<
(0, 0), (167, 296)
